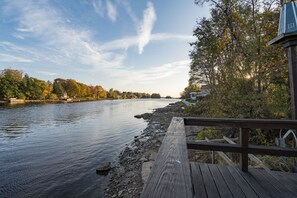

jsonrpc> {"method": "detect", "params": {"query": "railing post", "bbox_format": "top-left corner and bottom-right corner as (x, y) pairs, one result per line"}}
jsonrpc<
(240, 128), (249, 172)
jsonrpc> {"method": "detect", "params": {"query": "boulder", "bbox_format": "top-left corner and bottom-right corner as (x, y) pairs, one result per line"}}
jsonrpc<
(96, 162), (111, 173)
(134, 115), (142, 119)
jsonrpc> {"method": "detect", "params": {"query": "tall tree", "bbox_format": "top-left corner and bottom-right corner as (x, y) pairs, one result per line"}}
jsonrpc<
(189, 0), (289, 118)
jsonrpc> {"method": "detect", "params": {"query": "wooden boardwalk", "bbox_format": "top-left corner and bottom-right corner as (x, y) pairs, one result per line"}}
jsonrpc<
(141, 117), (297, 198)
(191, 163), (297, 198)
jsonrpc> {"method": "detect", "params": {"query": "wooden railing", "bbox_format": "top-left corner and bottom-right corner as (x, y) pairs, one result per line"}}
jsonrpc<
(185, 117), (297, 172)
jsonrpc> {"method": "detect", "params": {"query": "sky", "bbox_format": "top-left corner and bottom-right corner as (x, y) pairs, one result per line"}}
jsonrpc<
(0, 0), (210, 97)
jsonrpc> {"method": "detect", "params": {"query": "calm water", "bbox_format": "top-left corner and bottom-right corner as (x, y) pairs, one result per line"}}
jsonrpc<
(0, 99), (178, 198)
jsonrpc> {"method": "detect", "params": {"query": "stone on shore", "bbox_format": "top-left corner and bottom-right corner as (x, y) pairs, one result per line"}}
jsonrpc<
(96, 162), (111, 173)
(134, 113), (152, 120)
(142, 161), (154, 183)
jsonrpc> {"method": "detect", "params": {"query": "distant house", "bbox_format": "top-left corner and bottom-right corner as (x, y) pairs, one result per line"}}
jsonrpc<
(189, 92), (199, 100)
(189, 85), (210, 100)
(61, 92), (69, 100)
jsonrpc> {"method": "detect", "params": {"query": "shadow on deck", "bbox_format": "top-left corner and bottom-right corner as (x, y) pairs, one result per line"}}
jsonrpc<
(140, 117), (297, 198)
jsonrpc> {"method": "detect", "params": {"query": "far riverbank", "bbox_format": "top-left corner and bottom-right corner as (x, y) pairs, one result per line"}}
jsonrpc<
(0, 98), (177, 105)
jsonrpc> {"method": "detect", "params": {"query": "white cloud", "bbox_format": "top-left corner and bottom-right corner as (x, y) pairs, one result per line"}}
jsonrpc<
(0, 53), (32, 62)
(1, 0), (190, 94)
(101, 33), (194, 51)
(16, 27), (34, 32)
(4, 0), (123, 70)
(137, 2), (156, 54)
(36, 70), (58, 76)
(12, 34), (25, 40)
(92, 0), (117, 22)
(110, 59), (190, 84)
(119, 0), (138, 24)
(92, 0), (104, 16)
(106, 1), (117, 22)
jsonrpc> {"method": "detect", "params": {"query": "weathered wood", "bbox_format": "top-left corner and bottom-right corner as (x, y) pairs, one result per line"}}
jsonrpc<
(216, 165), (246, 198)
(236, 169), (272, 198)
(190, 162), (207, 198)
(199, 163), (220, 197)
(287, 46), (297, 119)
(191, 164), (297, 198)
(249, 169), (282, 198)
(270, 171), (297, 196)
(208, 164), (233, 198)
(227, 166), (258, 198)
(195, 137), (238, 143)
(252, 169), (297, 198)
(223, 136), (270, 171)
(240, 128), (249, 172)
(187, 141), (297, 157)
(205, 137), (236, 166)
(205, 137), (216, 164)
(184, 117), (297, 129)
(140, 117), (193, 198)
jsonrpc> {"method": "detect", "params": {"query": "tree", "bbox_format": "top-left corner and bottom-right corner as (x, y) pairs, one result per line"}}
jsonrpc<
(53, 79), (66, 97)
(189, 0), (289, 119)
(0, 69), (24, 100)
(151, 93), (161, 98)
(64, 79), (80, 97)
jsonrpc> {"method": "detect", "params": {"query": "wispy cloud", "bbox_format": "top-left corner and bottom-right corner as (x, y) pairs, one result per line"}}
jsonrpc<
(0, 53), (32, 62)
(16, 27), (34, 32)
(92, 0), (117, 22)
(120, 0), (138, 24)
(12, 34), (25, 40)
(110, 59), (190, 84)
(101, 33), (194, 51)
(36, 70), (58, 76)
(137, 2), (156, 54)
(92, 0), (104, 17)
(106, 1), (117, 22)
(1, 0), (190, 88)
(4, 0), (123, 70)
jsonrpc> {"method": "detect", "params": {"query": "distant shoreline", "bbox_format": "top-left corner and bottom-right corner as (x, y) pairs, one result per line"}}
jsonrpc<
(0, 98), (178, 105)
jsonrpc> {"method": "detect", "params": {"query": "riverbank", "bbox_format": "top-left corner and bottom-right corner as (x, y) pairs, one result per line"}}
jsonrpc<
(0, 98), (176, 105)
(104, 102), (194, 198)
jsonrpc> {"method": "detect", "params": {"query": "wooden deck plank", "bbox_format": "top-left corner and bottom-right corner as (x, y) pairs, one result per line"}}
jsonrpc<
(208, 164), (234, 198)
(217, 165), (246, 198)
(252, 169), (296, 198)
(140, 117), (193, 198)
(279, 171), (297, 183)
(269, 171), (297, 196)
(248, 169), (283, 198)
(199, 163), (220, 197)
(190, 162), (207, 198)
(236, 170), (272, 198)
(227, 166), (258, 198)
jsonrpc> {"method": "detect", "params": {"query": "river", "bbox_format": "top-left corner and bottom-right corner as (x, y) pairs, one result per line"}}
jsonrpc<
(0, 99), (179, 197)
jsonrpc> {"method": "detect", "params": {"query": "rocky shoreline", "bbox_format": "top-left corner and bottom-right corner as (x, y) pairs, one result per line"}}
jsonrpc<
(104, 102), (188, 198)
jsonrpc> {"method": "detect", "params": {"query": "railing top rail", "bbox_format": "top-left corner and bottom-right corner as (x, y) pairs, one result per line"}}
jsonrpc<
(184, 117), (297, 129)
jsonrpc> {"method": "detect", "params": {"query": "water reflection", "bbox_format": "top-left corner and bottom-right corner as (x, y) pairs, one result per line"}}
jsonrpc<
(0, 99), (179, 197)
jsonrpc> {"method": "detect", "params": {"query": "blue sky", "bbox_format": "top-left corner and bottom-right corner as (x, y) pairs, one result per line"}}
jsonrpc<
(0, 0), (210, 97)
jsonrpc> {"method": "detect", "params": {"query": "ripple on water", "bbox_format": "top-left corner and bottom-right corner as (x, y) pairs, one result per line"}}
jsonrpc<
(0, 99), (179, 197)
(0, 125), (30, 139)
